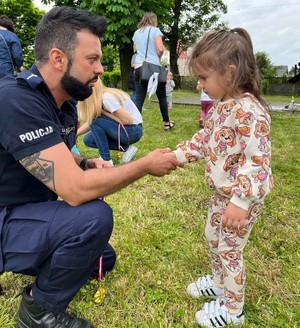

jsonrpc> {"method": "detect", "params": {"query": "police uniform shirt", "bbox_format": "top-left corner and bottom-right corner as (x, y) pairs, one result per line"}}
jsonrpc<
(0, 65), (78, 207)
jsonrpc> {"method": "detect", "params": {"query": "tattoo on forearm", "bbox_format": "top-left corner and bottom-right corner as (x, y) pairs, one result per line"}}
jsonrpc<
(20, 152), (56, 191)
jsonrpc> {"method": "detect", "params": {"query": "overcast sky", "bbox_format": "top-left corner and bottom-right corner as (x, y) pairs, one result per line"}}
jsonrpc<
(34, 0), (299, 71)
(221, 0), (300, 71)
(33, 0), (50, 10)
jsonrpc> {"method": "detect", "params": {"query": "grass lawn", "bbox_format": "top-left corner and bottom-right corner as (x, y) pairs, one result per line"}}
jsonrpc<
(0, 92), (299, 327)
(172, 89), (299, 105)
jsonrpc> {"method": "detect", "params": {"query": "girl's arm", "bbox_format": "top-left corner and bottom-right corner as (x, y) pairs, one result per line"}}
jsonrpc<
(77, 122), (90, 136)
(173, 130), (205, 163)
(231, 114), (272, 209)
(102, 107), (133, 125)
(223, 105), (273, 230)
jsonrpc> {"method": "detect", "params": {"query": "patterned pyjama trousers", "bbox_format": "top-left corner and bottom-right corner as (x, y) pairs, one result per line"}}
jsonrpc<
(204, 192), (263, 314)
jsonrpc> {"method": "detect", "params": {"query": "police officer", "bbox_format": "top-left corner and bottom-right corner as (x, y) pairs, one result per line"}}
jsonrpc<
(0, 6), (182, 328)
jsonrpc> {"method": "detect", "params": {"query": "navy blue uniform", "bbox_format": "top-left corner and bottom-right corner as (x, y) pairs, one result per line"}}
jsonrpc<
(0, 66), (115, 313)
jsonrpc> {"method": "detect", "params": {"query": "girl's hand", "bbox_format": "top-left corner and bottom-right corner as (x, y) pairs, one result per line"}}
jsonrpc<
(222, 202), (247, 230)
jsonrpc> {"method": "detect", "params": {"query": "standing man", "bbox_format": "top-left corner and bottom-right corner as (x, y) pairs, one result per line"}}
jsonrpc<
(0, 6), (182, 328)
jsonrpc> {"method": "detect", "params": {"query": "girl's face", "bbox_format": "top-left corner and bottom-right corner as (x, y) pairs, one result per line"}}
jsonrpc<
(196, 66), (230, 100)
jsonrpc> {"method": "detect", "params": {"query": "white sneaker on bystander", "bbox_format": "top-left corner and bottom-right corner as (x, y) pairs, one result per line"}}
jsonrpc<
(121, 145), (138, 163)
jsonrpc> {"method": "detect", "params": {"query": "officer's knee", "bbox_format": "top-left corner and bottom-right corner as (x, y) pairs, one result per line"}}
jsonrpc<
(77, 200), (114, 243)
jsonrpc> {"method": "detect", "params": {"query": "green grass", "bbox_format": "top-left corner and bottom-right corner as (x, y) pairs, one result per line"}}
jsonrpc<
(1, 93), (299, 327)
(172, 89), (299, 104)
(167, 90), (299, 112)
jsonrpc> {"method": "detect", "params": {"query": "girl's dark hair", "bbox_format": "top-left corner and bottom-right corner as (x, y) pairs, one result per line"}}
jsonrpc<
(0, 15), (15, 33)
(35, 6), (107, 65)
(189, 28), (268, 108)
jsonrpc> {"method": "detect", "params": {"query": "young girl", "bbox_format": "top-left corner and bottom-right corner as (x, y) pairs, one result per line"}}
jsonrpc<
(197, 81), (215, 128)
(77, 79), (143, 165)
(166, 71), (175, 110)
(173, 28), (273, 327)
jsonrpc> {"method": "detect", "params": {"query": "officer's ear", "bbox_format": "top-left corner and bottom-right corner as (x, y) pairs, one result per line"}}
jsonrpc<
(49, 48), (66, 71)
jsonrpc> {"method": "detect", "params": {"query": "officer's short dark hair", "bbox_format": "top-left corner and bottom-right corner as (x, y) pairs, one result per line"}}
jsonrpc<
(35, 6), (107, 65)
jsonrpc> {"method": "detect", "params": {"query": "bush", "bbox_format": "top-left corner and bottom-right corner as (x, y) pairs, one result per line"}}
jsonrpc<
(110, 71), (121, 87)
(101, 70), (121, 87)
(180, 76), (198, 90)
(262, 79), (269, 95)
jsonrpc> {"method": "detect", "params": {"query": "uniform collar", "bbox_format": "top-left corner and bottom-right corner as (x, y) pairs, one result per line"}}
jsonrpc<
(17, 65), (59, 108)
(17, 65), (76, 113)
(17, 65), (45, 90)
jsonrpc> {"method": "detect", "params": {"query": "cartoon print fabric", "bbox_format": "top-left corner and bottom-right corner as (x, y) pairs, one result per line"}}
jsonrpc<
(174, 93), (274, 211)
(173, 93), (273, 314)
(205, 192), (262, 313)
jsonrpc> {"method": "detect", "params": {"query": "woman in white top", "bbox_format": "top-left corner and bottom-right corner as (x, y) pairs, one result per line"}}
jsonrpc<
(132, 12), (175, 131)
(77, 79), (143, 165)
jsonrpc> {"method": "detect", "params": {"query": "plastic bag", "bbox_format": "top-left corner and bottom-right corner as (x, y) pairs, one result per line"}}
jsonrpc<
(147, 72), (159, 99)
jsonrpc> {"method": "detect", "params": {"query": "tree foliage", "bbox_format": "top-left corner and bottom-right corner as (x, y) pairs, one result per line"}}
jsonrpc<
(255, 51), (277, 79)
(44, 0), (173, 89)
(0, 0), (45, 68)
(41, 0), (227, 89)
(161, 0), (227, 88)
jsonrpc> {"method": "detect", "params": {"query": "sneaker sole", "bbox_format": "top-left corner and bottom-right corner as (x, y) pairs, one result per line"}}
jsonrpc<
(16, 317), (29, 328)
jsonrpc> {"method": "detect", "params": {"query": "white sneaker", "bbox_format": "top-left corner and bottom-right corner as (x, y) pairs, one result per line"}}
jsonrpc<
(187, 275), (224, 299)
(99, 156), (113, 166)
(195, 298), (245, 327)
(121, 145), (138, 163)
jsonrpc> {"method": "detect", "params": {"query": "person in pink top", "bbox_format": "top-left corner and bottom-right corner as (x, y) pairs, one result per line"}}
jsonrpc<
(197, 80), (215, 128)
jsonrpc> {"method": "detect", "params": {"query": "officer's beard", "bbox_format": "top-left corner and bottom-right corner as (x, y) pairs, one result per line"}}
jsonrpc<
(61, 64), (97, 101)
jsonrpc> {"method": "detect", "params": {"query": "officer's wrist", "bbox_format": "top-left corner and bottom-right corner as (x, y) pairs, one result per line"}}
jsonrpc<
(79, 157), (89, 171)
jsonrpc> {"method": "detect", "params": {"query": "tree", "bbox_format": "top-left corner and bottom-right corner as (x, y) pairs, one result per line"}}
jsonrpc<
(255, 51), (276, 79)
(255, 51), (277, 95)
(41, 0), (227, 90)
(0, 0), (45, 68)
(291, 62), (300, 75)
(41, 0), (171, 89)
(161, 0), (227, 88)
(44, 0), (175, 89)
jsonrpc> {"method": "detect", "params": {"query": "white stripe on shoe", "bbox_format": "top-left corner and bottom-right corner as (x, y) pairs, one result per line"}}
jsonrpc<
(187, 275), (224, 299)
(195, 298), (245, 327)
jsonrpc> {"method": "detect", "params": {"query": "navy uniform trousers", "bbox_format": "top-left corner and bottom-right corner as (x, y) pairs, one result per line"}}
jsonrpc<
(0, 199), (115, 313)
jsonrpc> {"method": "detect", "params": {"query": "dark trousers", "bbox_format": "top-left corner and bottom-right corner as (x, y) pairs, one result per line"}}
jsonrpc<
(1, 200), (115, 313)
(134, 67), (170, 122)
(84, 116), (143, 161)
